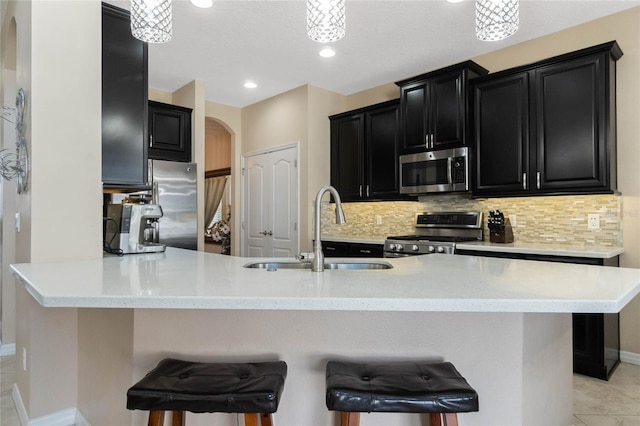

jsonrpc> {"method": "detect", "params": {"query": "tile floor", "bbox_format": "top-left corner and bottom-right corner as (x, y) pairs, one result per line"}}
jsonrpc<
(1, 355), (639, 425)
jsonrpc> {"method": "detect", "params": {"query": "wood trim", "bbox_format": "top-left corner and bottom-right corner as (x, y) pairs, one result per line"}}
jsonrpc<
(205, 168), (231, 178)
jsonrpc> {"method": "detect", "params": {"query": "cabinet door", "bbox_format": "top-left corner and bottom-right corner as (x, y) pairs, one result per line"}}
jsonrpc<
(473, 73), (530, 195)
(322, 241), (350, 258)
(399, 82), (428, 153)
(366, 104), (400, 199)
(430, 69), (466, 150)
(535, 54), (610, 191)
(349, 243), (383, 258)
(102, 4), (148, 188)
(330, 114), (365, 201)
(148, 101), (192, 162)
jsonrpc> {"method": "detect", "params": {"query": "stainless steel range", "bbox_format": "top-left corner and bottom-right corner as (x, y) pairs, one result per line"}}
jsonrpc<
(384, 212), (483, 257)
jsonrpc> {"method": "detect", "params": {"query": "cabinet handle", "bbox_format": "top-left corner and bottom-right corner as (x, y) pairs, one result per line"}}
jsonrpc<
(536, 171), (541, 189)
(150, 134), (153, 147)
(259, 230), (272, 236)
(430, 134), (434, 149)
(326, 247), (336, 251)
(359, 185), (363, 197)
(523, 173), (527, 190)
(425, 134), (430, 149)
(366, 185), (370, 197)
(360, 249), (372, 254)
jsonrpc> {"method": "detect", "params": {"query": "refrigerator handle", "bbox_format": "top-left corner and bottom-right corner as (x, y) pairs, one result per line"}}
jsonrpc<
(152, 182), (159, 205)
(148, 159), (153, 186)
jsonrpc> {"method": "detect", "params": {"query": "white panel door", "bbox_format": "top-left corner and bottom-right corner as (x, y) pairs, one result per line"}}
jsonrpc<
(245, 159), (268, 257)
(242, 145), (298, 257)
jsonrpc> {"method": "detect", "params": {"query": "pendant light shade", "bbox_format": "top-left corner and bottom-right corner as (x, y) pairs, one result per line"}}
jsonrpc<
(307, 0), (346, 43)
(131, 0), (173, 43)
(476, 0), (519, 42)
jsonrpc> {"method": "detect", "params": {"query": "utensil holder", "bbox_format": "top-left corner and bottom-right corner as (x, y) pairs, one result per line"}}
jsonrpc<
(489, 218), (514, 243)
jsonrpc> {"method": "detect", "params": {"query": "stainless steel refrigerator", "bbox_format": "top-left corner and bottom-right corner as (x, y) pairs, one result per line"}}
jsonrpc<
(152, 160), (197, 250)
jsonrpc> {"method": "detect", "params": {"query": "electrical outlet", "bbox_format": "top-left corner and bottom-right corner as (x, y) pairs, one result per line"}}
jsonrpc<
(509, 214), (517, 227)
(22, 346), (27, 371)
(375, 215), (382, 225)
(587, 214), (600, 230)
(15, 213), (20, 232)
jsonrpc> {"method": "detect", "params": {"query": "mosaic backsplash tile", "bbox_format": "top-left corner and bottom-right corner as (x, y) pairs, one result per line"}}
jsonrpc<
(321, 194), (622, 247)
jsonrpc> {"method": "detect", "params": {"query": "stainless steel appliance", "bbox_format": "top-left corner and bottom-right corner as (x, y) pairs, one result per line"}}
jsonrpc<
(105, 202), (166, 254)
(384, 211), (483, 257)
(399, 147), (469, 194)
(151, 160), (198, 250)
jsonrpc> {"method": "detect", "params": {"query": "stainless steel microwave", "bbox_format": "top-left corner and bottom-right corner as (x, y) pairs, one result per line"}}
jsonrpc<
(399, 147), (469, 194)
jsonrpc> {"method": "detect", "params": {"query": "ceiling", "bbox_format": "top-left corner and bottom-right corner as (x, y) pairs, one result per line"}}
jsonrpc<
(108, 0), (639, 108)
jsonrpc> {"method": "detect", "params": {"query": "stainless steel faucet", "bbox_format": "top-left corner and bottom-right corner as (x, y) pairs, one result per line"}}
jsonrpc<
(311, 185), (346, 272)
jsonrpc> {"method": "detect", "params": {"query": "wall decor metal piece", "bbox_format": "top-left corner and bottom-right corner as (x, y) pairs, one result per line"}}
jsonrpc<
(0, 88), (29, 193)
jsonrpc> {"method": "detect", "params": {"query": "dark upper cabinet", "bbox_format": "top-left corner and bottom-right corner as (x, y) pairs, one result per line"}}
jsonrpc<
(148, 101), (193, 162)
(472, 41), (622, 197)
(396, 61), (488, 154)
(473, 72), (530, 194)
(102, 3), (149, 190)
(330, 99), (410, 202)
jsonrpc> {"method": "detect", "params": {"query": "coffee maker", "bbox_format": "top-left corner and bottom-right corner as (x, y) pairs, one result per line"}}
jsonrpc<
(105, 201), (166, 254)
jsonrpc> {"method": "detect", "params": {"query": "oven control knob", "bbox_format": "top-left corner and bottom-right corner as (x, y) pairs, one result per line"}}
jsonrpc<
(428, 246), (436, 253)
(396, 244), (404, 251)
(411, 244), (419, 252)
(437, 246), (445, 253)
(388, 244), (396, 251)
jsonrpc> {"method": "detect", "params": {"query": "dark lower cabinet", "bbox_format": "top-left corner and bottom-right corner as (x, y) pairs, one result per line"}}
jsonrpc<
(456, 249), (620, 380)
(322, 241), (383, 258)
(148, 101), (193, 162)
(102, 3), (149, 190)
(472, 41), (622, 197)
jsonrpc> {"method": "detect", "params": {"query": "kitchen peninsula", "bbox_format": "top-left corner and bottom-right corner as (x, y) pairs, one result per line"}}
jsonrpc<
(11, 248), (640, 426)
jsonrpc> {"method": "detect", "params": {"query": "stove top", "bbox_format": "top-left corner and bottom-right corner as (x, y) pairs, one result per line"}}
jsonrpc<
(383, 211), (484, 256)
(386, 235), (479, 243)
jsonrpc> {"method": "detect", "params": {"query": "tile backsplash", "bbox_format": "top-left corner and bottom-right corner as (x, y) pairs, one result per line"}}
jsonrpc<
(321, 193), (622, 246)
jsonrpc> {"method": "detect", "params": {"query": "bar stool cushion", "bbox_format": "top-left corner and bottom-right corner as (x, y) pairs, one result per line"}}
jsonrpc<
(127, 358), (287, 414)
(326, 361), (478, 414)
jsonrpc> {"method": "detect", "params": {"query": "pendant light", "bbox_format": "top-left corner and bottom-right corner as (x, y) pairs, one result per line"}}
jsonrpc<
(130, 0), (173, 43)
(476, 0), (519, 42)
(307, 0), (346, 43)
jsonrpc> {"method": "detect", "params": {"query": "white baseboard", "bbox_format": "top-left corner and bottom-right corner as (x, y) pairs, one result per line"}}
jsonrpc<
(12, 383), (29, 426)
(12, 383), (90, 426)
(620, 350), (640, 366)
(0, 342), (16, 357)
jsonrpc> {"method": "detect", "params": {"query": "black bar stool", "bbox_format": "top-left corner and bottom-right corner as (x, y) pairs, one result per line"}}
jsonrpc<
(326, 360), (478, 426)
(127, 358), (287, 426)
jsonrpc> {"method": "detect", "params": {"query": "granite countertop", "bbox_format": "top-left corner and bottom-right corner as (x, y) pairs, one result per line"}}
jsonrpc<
(10, 248), (639, 313)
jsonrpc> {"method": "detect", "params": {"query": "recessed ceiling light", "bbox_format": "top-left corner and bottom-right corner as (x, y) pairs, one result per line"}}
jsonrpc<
(244, 81), (258, 89)
(446, 0), (464, 3)
(319, 47), (336, 58)
(190, 0), (213, 8)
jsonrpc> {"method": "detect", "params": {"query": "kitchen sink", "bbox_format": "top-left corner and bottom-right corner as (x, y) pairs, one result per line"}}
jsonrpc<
(243, 260), (393, 271)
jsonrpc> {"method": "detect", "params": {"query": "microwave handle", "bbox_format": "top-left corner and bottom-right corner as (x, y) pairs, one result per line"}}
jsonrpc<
(447, 157), (453, 184)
